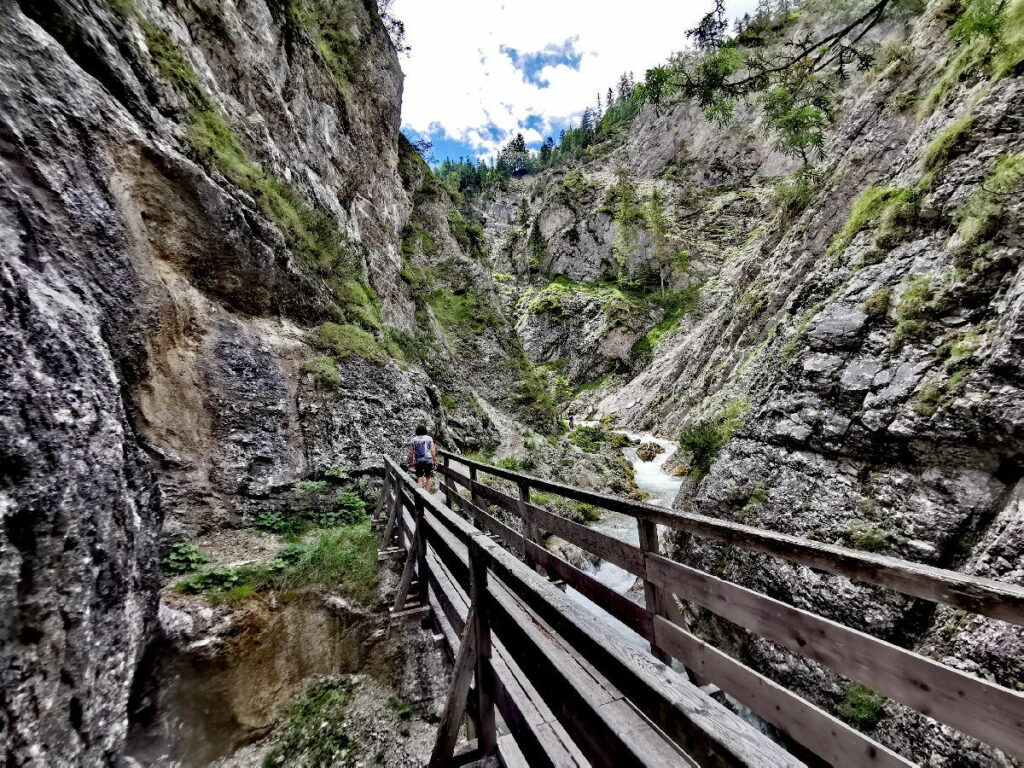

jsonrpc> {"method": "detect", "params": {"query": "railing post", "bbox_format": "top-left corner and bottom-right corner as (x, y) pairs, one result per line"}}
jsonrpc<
(638, 516), (675, 666)
(442, 454), (455, 508)
(468, 465), (481, 507)
(396, 485), (406, 551)
(374, 464), (392, 524)
(414, 494), (428, 606)
(468, 538), (496, 756)
(517, 480), (542, 573)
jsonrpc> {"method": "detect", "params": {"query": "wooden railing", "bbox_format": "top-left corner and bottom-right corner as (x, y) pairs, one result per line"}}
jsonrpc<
(377, 451), (1024, 767)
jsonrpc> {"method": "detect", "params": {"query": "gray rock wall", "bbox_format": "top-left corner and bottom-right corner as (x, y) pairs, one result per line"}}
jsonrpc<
(0, 0), (533, 763)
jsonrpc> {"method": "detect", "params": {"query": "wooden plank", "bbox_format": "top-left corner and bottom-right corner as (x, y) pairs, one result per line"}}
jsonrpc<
(391, 605), (431, 623)
(449, 488), (652, 640)
(443, 483), (527, 557)
(646, 554), (1024, 759)
(436, 452), (1024, 627)
(637, 519), (674, 666)
(388, 459), (798, 767)
(431, 605), (481, 764)
(469, 541), (497, 756)
(453, 471), (644, 577)
(485, 582), (663, 768)
(393, 524), (420, 611)
(377, 546), (405, 562)
(652, 616), (912, 768)
(483, 549), (804, 767)
(497, 733), (530, 768)
(524, 539), (654, 641)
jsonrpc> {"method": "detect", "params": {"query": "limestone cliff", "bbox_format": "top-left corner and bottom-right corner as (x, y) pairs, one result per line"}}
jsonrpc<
(477, 3), (1024, 764)
(0, 0), (537, 763)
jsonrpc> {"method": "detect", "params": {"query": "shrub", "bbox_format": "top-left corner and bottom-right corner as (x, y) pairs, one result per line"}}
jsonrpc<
(913, 381), (945, 416)
(300, 356), (340, 390)
(547, 498), (601, 525)
(891, 276), (936, 349)
(678, 401), (747, 483)
(177, 566), (242, 594)
(828, 186), (916, 256)
(863, 288), (892, 321)
(496, 457), (523, 471)
(315, 323), (386, 363)
(264, 679), (355, 768)
(162, 541), (211, 574)
(319, 492), (369, 527)
(845, 521), (907, 553)
(255, 510), (297, 535)
(837, 683), (887, 729)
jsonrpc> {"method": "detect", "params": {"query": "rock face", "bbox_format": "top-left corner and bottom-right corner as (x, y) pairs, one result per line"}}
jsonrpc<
(0, 0), (537, 763)
(635, 442), (665, 462)
(473, 5), (1024, 764)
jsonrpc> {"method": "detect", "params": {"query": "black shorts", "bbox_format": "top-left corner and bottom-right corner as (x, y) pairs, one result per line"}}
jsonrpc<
(414, 461), (434, 479)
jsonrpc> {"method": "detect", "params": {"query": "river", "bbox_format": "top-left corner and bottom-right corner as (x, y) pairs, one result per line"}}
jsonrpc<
(561, 427), (683, 652)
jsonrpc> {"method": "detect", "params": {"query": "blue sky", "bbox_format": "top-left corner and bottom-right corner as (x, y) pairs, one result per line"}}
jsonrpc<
(393, 0), (761, 165)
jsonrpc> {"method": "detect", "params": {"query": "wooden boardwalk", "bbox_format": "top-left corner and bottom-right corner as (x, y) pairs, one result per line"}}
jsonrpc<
(375, 452), (1024, 767)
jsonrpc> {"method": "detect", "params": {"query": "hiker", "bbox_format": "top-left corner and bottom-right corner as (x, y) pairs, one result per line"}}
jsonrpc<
(408, 424), (437, 492)
(567, 412), (576, 430)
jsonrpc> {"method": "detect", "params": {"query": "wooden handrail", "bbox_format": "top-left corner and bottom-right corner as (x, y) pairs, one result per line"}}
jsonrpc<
(438, 449), (1024, 627)
(382, 456), (801, 767)
(430, 451), (1024, 763)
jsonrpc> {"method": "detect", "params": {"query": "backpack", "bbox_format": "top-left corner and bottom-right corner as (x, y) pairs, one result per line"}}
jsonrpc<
(411, 435), (433, 462)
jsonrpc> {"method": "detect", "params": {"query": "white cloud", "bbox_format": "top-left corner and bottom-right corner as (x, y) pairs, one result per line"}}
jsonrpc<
(392, 0), (761, 158)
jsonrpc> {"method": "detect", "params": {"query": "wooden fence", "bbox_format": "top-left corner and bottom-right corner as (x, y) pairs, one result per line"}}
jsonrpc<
(375, 450), (1024, 767)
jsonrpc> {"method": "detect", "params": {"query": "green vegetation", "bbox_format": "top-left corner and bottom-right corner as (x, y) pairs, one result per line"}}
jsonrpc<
(828, 186), (917, 257)
(429, 290), (501, 333)
(132, 9), (385, 344)
(264, 679), (356, 768)
(771, 167), (819, 218)
(315, 323), (387, 364)
(162, 541), (211, 574)
(319, 492), (369, 527)
(631, 285), (702, 361)
(892, 276), (936, 349)
(913, 380), (945, 416)
(678, 400), (747, 482)
(837, 683), (887, 729)
(550, 499), (601, 525)
(920, 0), (1024, 118)
(844, 521), (907, 553)
(301, 357), (341, 390)
(178, 521), (377, 604)
(863, 287), (892, 322)
(954, 151), (1024, 255)
(922, 116), (974, 175)
(568, 425), (632, 453)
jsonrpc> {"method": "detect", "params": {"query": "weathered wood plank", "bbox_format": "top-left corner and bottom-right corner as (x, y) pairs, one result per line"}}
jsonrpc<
(430, 605), (481, 764)
(646, 554), (1024, 759)
(451, 470), (645, 577)
(485, 583), (661, 768)
(443, 483), (527, 557)
(484, 546), (803, 768)
(469, 541), (497, 757)
(447, 486), (653, 639)
(437, 452), (1024, 627)
(652, 616), (912, 768)
(637, 519), (675, 666)
(389, 458), (800, 767)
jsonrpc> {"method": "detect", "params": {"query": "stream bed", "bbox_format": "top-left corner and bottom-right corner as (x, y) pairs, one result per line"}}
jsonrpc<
(561, 428), (683, 652)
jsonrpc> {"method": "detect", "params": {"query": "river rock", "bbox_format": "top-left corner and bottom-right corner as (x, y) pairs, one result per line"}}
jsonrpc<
(636, 442), (666, 462)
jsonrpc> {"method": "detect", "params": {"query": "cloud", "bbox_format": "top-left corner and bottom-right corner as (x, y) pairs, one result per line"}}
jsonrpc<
(392, 0), (762, 160)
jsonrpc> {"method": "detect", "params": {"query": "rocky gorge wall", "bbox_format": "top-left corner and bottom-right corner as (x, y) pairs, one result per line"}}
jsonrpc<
(474, 2), (1024, 764)
(0, 0), (540, 763)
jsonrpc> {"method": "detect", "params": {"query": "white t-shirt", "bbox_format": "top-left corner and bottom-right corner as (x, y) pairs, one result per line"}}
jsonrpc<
(410, 435), (433, 463)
